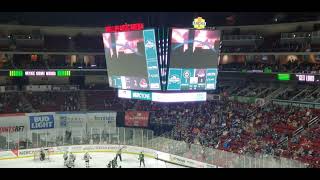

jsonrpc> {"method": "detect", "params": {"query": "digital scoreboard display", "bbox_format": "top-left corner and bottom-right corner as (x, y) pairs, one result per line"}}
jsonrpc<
(102, 29), (161, 91)
(167, 28), (220, 91)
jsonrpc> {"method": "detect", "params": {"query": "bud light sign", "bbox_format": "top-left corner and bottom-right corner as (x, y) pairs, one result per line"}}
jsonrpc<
(30, 115), (54, 130)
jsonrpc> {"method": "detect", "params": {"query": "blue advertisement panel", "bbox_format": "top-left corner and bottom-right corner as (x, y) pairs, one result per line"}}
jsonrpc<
(29, 115), (54, 130)
(167, 68), (182, 90)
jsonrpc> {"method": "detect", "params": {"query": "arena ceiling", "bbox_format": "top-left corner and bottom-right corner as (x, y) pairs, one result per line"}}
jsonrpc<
(0, 12), (319, 27)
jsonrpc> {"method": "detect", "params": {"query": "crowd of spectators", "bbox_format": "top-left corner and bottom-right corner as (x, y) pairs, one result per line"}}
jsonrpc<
(221, 40), (315, 53)
(23, 91), (80, 112)
(1, 87), (320, 167)
(100, 96), (320, 167)
(0, 93), (26, 113)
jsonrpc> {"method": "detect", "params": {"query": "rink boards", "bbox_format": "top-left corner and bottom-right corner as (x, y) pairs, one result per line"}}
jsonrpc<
(0, 144), (218, 168)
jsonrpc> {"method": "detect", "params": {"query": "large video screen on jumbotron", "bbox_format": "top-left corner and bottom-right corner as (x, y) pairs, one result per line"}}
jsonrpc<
(103, 29), (161, 90)
(167, 28), (220, 91)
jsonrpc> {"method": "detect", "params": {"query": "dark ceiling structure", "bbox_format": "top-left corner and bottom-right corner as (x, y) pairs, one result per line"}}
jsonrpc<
(0, 12), (319, 27)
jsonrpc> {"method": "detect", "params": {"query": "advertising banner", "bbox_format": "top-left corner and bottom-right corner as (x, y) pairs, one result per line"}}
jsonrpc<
(29, 115), (54, 130)
(152, 92), (207, 102)
(131, 90), (152, 101)
(87, 112), (117, 129)
(125, 111), (149, 127)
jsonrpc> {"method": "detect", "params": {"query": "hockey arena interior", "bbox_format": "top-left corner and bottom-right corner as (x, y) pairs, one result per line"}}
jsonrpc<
(1, 12), (320, 168)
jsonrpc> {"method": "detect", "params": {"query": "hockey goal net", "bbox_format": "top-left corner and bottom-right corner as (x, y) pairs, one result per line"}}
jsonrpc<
(34, 148), (51, 161)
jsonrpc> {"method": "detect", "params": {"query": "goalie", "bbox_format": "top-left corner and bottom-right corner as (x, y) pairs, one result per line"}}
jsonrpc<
(66, 152), (76, 168)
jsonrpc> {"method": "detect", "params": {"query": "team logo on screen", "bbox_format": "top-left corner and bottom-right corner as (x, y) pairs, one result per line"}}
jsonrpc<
(196, 69), (206, 77)
(145, 40), (155, 49)
(183, 71), (191, 79)
(193, 17), (206, 29)
(169, 75), (180, 83)
(139, 79), (148, 88)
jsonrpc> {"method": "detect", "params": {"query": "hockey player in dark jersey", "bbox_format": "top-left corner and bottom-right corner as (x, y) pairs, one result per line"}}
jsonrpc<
(113, 157), (118, 168)
(116, 148), (123, 162)
(40, 148), (46, 161)
(138, 152), (145, 167)
(107, 161), (111, 168)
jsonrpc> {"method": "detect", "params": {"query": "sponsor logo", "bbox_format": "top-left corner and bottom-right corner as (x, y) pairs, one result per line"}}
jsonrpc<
(132, 92), (151, 100)
(206, 84), (216, 89)
(30, 115), (54, 130)
(193, 17), (206, 29)
(169, 75), (180, 83)
(94, 115), (116, 121)
(150, 83), (160, 89)
(145, 40), (155, 49)
(148, 73), (159, 78)
(207, 72), (216, 76)
(147, 66), (158, 70)
(139, 79), (148, 88)
(0, 126), (24, 134)
(196, 70), (206, 77)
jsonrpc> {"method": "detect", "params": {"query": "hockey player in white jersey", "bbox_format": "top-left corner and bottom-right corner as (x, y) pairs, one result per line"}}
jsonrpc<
(83, 152), (92, 168)
(63, 151), (68, 166)
(66, 152), (76, 168)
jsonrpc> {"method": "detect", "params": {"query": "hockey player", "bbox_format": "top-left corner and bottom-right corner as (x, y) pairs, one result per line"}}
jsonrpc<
(83, 152), (92, 168)
(66, 152), (76, 168)
(111, 158), (117, 168)
(114, 157), (118, 167)
(63, 151), (68, 166)
(40, 148), (45, 161)
(72, 153), (76, 162)
(138, 152), (145, 167)
(107, 161), (111, 168)
(116, 148), (123, 162)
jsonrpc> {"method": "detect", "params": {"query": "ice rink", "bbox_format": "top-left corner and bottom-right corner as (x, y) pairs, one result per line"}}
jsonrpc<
(0, 152), (186, 168)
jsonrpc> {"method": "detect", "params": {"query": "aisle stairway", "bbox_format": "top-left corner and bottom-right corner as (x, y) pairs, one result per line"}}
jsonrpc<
(79, 90), (87, 111)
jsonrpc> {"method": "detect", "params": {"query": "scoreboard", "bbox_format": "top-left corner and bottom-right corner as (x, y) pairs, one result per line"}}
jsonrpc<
(102, 28), (161, 91)
(167, 68), (218, 90)
(166, 28), (221, 91)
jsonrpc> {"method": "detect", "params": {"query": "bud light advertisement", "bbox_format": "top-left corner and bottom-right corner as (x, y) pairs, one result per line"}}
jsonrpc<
(29, 115), (54, 130)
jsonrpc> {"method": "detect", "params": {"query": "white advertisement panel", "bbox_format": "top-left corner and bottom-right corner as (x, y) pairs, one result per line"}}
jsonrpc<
(118, 89), (132, 99)
(118, 89), (207, 102)
(87, 112), (117, 134)
(0, 114), (28, 141)
(152, 92), (207, 102)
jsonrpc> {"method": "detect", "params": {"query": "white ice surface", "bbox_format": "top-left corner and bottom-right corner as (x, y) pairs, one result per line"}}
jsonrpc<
(0, 152), (185, 168)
